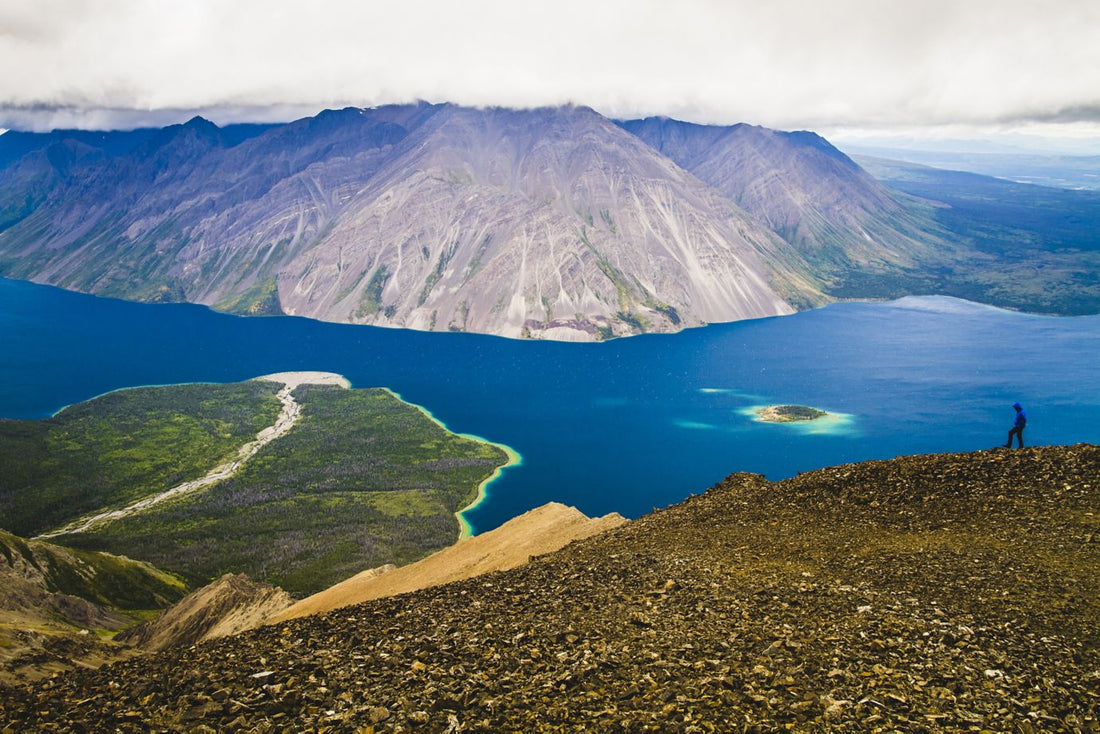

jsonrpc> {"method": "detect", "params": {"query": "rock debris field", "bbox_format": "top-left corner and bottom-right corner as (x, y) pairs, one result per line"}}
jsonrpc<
(1, 444), (1097, 732)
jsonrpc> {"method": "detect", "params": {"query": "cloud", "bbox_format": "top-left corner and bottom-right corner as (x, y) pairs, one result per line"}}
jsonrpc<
(1, 0), (1098, 135)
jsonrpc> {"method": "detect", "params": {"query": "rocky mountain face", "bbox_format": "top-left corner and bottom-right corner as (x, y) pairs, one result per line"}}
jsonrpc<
(618, 116), (955, 280)
(0, 104), (849, 340)
(1, 444), (1095, 729)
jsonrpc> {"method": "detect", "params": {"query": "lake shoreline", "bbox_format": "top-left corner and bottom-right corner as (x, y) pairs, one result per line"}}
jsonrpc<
(33, 371), (521, 541)
(378, 388), (523, 538)
(3, 276), (1097, 535)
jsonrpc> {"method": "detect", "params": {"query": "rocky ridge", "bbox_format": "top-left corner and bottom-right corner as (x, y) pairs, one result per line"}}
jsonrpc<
(116, 574), (293, 653)
(1, 444), (1095, 730)
(619, 117), (952, 279)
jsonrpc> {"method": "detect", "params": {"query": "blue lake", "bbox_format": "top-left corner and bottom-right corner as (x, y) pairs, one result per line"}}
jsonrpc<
(2, 277), (1099, 532)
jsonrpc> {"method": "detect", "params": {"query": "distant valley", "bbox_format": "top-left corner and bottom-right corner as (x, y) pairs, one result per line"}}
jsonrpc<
(855, 156), (1100, 314)
(2, 104), (1094, 340)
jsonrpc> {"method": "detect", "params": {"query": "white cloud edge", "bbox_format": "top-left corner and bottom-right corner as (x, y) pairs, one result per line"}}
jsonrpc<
(1, 0), (1098, 148)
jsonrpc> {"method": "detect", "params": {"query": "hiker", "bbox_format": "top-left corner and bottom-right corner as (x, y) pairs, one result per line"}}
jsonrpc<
(1005, 402), (1026, 448)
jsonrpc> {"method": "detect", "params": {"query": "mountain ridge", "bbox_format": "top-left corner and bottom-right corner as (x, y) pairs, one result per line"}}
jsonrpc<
(4, 103), (1095, 336)
(618, 116), (956, 277)
(1, 443), (1094, 729)
(0, 528), (188, 684)
(0, 104), (847, 339)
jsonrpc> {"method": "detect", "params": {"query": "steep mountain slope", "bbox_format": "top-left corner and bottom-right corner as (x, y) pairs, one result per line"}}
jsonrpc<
(2, 445), (1094, 729)
(0, 529), (187, 683)
(0, 105), (823, 339)
(0, 109), (417, 308)
(619, 117), (957, 281)
(264, 105), (816, 338)
(273, 502), (626, 621)
(117, 574), (293, 653)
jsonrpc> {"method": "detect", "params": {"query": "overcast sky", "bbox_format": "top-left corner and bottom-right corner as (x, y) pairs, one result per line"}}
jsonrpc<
(2, 0), (1098, 147)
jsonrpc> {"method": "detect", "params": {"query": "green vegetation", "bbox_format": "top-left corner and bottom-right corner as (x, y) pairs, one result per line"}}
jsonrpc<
(0, 381), (283, 537)
(0, 529), (188, 611)
(579, 229), (634, 312)
(757, 404), (827, 423)
(844, 159), (1100, 315)
(214, 276), (283, 316)
(419, 241), (460, 306)
(599, 208), (617, 233)
(355, 264), (391, 318)
(55, 385), (509, 596)
(615, 310), (646, 333)
(653, 302), (681, 326)
(462, 233), (494, 284)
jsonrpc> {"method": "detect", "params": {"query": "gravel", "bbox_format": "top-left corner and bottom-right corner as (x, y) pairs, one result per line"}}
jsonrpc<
(1, 444), (1096, 731)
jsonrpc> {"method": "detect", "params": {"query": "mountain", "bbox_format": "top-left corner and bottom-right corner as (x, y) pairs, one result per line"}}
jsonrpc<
(262, 104), (817, 338)
(854, 155), (1100, 314)
(618, 117), (956, 279)
(0, 529), (187, 684)
(0, 104), (824, 340)
(4, 104), (1094, 334)
(1, 444), (1094, 728)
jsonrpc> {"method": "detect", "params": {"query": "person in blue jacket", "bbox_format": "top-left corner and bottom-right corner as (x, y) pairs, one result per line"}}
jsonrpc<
(1004, 402), (1026, 448)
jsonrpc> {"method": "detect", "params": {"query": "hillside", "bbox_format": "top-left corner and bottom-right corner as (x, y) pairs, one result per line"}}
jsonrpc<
(1, 444), (1094, 730)
(273, 502), (627, 621)
(117, 574), (293, 653)
(0, 104), (821, 340)
(114, 502), (625, 651)
(0, 529), (187, 684)
(619, 117), (953, 277)
(856, 155), (1100, 314)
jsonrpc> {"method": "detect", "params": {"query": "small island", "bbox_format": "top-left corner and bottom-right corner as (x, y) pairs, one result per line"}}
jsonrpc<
(755, 404), (829, 423)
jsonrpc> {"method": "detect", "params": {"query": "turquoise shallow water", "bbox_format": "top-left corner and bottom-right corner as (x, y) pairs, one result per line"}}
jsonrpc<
(3, 277), (1098, 532)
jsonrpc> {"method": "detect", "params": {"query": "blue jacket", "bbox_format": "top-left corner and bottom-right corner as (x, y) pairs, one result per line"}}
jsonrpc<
(1014, 406), (1027, 428)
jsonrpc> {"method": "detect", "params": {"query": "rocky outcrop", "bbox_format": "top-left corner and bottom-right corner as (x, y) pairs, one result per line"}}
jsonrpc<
(118, 574), (293, 652)
(273, 502), (626, 621)
(2, 444), (1095, 730)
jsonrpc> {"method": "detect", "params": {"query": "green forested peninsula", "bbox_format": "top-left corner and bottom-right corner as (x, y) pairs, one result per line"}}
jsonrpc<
(0, 379), (510, 595)
(0, 381), (283, 537)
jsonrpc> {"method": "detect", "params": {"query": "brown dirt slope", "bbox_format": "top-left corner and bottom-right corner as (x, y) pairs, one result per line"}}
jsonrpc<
(274, 502), (627, 622)
(117, 574), (293, 653)
(0, 444), (1096, 731)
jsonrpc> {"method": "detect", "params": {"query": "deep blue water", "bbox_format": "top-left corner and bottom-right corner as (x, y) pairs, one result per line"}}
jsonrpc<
(3, 277), (1099, 532)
